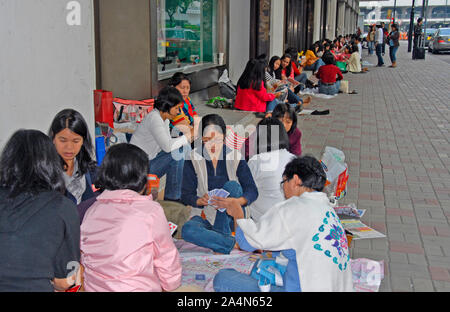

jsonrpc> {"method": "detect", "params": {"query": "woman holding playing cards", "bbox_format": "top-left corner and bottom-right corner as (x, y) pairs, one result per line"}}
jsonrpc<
(180, 114), (259, 254)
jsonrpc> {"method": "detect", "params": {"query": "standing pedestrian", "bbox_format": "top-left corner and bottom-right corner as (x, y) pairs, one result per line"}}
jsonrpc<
(388, 24), (400, 68)
(368, 25), (376, 55)
(375, 24), (385, 67)
(412, 17), (423, 60)
(381, 22), (388, 56)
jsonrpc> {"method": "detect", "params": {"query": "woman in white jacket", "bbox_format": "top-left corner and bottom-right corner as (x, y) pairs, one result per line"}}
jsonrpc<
(247, 118), (296, 222)
(212, 156), (354, 292)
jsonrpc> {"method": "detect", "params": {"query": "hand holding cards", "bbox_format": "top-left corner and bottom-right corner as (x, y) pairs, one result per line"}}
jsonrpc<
(208, 189), (230, 212)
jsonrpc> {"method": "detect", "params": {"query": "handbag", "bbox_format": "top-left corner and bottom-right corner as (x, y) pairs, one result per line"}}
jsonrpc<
(113, 98), (155, 123)
(339, 80), (349, 94)
(336, 61), (348, 73)
(94, 90), (114, 128)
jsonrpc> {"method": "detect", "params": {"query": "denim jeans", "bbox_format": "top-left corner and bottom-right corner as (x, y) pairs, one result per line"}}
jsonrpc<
(213, 269), (286, 292)
(266, 98), (281, 113)
(294, 73), (308, 88)
(368, 41), (374, 55)
(287, 89), (302, 105)
(376, 44), (384, 66)
(389, 46), (398, 63)
(181, 181), (245, 254)
(318, 80), (341, 96)
(149, 148), (187, 201)
(304, 58), (325, 73)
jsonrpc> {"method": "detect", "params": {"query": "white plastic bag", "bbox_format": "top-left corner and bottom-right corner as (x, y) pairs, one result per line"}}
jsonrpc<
(321, 146), (347, 184)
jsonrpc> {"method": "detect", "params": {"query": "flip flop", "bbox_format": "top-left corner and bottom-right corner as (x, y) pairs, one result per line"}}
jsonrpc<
(349, 90), (358, 95)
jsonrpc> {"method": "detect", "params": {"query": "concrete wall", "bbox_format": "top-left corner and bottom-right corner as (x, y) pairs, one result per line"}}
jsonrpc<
(98, 0), (152, 100)
(270, 0), (285, 57)
(228, 0), (251, 83)
(0, 0), (96, 149)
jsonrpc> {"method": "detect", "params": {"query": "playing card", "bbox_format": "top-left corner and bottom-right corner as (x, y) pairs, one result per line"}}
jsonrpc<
(215, 189), (230, 199)
(168, 222), (178, 236)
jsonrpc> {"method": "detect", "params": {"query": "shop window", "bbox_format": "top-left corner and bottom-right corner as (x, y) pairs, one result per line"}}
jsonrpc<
(157, 0), (219, 79)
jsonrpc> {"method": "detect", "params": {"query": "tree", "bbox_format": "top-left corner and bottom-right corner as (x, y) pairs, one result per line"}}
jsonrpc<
(179, 0), (195, 14)
(166, 0), (179, 26)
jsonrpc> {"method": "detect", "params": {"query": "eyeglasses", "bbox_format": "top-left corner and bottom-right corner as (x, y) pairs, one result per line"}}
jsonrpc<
(280, 178), (289, 192)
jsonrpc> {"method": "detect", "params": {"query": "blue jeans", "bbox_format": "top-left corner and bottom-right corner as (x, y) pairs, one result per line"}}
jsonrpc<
(149, 148), (186, 201)
(368, 41), (374, 55)
(213, 269), (286, 292)
(294, 73), (307, 89)
(266, 98), (281, 113)
(389, 46), (398, 63)
(181, 181), (245, 254)
(303, 58), (325, 73)
(287, 89), (302, 105)
(376, 44), (384, 66)
(318, 80), (341, 96)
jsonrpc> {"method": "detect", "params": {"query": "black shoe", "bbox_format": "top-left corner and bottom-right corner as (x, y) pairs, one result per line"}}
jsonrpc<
(311, 109), (330, 115)
(254, 112), (266, 118)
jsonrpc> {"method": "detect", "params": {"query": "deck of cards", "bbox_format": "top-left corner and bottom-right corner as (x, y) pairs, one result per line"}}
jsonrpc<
(208, 189), (230, 212)
(168, 222), (178, 236)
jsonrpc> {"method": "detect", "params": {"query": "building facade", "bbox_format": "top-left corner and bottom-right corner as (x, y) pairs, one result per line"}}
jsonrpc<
(0, 0), (360, 147)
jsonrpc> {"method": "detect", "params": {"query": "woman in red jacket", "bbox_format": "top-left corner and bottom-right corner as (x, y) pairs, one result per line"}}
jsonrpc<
(235, 59), (282, 115)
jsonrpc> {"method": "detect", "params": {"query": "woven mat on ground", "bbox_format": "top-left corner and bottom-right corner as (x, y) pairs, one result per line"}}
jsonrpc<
(174, 239), (384, 292)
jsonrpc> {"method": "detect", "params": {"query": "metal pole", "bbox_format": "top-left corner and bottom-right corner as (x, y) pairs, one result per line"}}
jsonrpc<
(408, 0), (416, 52)
(393, 0), (397, 24)
(445, 0), (448, 23)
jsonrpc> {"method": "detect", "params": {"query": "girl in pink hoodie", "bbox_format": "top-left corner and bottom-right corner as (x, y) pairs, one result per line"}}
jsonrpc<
(80, 144), (182, 292)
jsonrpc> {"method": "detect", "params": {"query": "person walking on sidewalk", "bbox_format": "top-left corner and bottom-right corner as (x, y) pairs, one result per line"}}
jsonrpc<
(388, 24), (400, 68)
(375, 24), (385, 67)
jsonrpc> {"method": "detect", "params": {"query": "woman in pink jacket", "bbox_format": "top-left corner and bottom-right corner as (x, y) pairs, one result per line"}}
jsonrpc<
(80, 143), (182, 292)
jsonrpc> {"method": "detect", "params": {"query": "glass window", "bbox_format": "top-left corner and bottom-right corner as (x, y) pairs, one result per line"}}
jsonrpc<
(440, 29), (450, 36)
(157, 0), (218, 78)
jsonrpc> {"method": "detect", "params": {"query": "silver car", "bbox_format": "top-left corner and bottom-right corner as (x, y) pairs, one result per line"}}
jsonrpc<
(428, 28), (450, 53)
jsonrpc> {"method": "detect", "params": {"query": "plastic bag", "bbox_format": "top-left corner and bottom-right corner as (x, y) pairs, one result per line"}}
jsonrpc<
(321, 146), (349, 200)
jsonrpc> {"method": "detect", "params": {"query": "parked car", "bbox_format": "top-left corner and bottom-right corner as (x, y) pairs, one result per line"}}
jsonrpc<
(428, 28), (450, 53)
(424, 28), (437, 47)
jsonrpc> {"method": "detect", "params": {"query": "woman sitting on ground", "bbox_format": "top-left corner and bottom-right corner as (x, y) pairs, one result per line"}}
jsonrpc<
(168, 72), (199, 131)
(235, 58), (282, 116)
(346, 43), (366, 74)
(131, 86), (194, 202)
(81, 143), (182, 292)
(247, 118), (296, 222)
(303, 42), (326, 74)
(49, 109), (98, 208)
(272, 104), (302, 157)
(284, 47), (308, 87)
(316, 52), (344, 96)
(0, 130), (81, 292)
(181, 114), (259, 255)
(265, 55), (311, 115)
(212, 156), (354, 292)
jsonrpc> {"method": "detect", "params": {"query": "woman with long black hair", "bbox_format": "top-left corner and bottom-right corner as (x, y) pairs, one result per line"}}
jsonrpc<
(234, 58), (282, 115)
(49, 109), (98, 206)
(0, 130), (81, 292)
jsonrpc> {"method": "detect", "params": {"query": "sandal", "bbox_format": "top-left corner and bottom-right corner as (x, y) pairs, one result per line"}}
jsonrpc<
(349, 90), (358, 95)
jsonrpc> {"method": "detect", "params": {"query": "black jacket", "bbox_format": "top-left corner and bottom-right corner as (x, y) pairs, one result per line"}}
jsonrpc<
(0, 188), (80, 292)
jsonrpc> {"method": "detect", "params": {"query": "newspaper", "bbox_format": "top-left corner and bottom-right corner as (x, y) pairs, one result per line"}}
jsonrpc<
(335, 203), (385, 240)
(341, 219), (386, 240)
